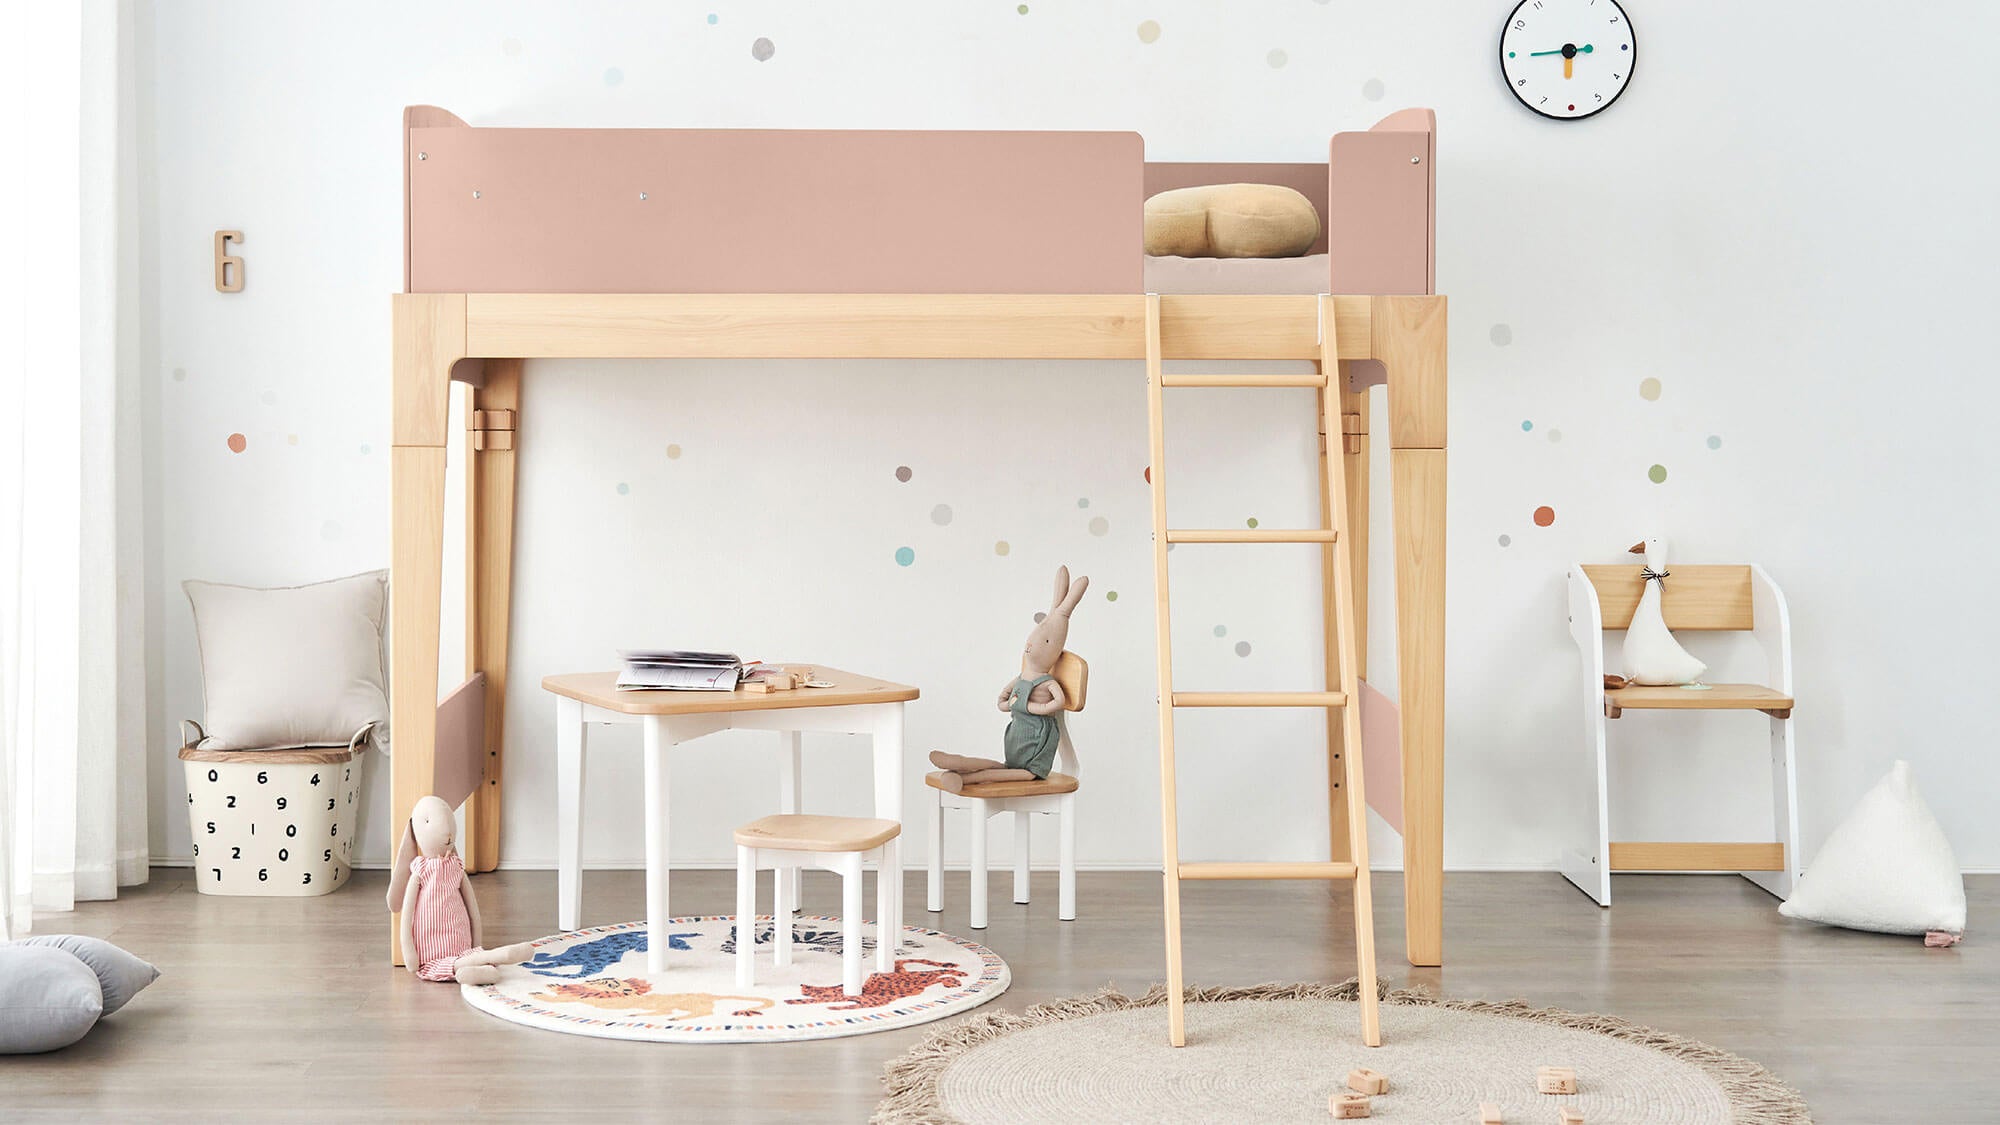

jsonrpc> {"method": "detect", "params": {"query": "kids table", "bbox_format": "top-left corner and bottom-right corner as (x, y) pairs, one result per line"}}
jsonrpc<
(541, 667), (919, 973)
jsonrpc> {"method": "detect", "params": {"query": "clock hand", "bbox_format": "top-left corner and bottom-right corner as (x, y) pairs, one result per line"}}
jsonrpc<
(1528, 44), (1593, 56)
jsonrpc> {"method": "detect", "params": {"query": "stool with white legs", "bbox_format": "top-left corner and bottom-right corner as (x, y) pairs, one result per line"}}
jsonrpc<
(926, 651), (1086, 929)
(734, 814), (900, 997)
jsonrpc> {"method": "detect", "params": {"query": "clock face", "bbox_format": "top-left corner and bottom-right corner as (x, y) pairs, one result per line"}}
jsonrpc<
(1499, 0), (1636, 120)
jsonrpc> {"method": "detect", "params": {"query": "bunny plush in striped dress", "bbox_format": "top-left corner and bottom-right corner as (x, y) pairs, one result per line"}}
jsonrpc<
(388, 795), (535, 984)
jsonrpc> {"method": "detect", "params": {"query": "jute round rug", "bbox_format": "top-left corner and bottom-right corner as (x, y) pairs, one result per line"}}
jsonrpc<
(877, 982), (1810, 1123)
(461, 916), (1008, 1043)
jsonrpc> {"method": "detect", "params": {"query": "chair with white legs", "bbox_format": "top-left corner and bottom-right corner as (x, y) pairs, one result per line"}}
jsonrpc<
(1564, 561), (1801, 907)
(926, 651), (1085, 929)
(734, 814), (899, 996)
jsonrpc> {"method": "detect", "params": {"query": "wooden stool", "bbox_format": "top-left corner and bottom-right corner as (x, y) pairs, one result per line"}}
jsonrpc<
(734, 814), (901, 996)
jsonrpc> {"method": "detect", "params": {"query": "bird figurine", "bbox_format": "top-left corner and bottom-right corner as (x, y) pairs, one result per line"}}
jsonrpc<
(1622, 537), (1706, 686)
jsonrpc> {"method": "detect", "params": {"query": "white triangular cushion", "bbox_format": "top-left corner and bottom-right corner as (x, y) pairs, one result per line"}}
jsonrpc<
(1779, 761), (1965, 935)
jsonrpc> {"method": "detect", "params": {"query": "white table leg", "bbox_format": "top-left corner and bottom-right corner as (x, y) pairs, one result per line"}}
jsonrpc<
(874, 704), (906, 948)
(735, 845), (756, 988)
(927, 789), (944, 913)
(876, 838), (897, 972)
(643, 716), (671, 974)
(555, 697), (587, 932)
(779, 730), (803, 912)
(1013, 811), (1031, 904)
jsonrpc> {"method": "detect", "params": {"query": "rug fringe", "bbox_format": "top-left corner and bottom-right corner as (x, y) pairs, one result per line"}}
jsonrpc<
(872, 980), (1812, 1125)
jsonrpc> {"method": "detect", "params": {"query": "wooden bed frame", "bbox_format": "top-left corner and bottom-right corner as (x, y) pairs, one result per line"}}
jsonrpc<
(390, 105), (1448, 967)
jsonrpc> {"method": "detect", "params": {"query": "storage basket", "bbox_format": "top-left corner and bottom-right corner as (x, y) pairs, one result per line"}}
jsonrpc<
(179, 723), (369, 897)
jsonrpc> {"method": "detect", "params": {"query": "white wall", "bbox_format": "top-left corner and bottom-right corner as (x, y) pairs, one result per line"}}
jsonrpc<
(138, 1), (2000, 876)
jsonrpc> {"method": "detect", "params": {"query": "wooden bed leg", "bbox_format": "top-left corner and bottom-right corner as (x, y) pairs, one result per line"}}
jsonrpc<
(390, 294), (464, 964)
(1378, 294), (1446, 968)
(1316, 368), (1352, 866)
(462, 358), (522, 874)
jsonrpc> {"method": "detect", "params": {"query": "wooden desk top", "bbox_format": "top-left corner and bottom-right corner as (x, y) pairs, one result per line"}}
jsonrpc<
(541, 666), (918, 716)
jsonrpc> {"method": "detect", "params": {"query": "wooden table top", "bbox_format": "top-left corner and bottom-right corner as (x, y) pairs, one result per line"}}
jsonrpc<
(541, 665), (918, 716)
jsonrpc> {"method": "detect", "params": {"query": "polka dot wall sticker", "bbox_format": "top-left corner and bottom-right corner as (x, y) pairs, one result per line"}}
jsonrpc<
(502, 37), (522, 57)
(666, 443), (683, 459)
(1245, 516), (1259, 528)
(1533, 505), (1555, 527)
(1137, 19), (1161, 43)
(1639, 377), (1662, 401)
(260, 389), (277, 405)
(1490, 324), (1513, 346)
(359, 442), (372, 455)
(751, 37), (775, 61)
(1077, 497), (1090, 508)
(894, 465), (913, 482)
(286, 434), (299, 446)
(616, 482), (630, 495)
(226, 433), (246, 453)
(172, 367), (186, 382)
(1707, 435), (1723, 450)
(895, 546), (915, 567)
(1234, 641), (1253, 657)
(604, 67), (624, 86)
(994, 540), (1010, 556)
(1266, 49), (1289, 69)
(1521, 420), (1533, 432)
(1088, 516), (1109, 536)
(707, 13), (718, 25)
(1547, 428), (1563, 443)
(1498, 534), (1512, 547)
(1362, 77), (1386, 101)
(1017, 3), (1029, 13)
(1105, 591), (1118, 602)
(930, 504), (953, 525)
(1213, 625), (1227, 637)
(1033, 611), (1046, 624)
(1648, 464), (1668, 484)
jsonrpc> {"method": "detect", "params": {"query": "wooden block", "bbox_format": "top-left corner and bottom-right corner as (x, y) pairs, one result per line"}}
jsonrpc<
(1557, 1109), (1583, 1125)
(742, 681), (773, 694)
(1346, 1068), (1389, 1096)
(1328, 1093), (1371, 1119)
(767, 673), (796, 691)
(1479, 1103), (1504, 1124)
(1536, 1067), (1577, 1095)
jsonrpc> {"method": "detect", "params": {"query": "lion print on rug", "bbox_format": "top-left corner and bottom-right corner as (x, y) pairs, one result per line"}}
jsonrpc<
(529, 977), (774, 1020)
(784, 959), (968, 1011)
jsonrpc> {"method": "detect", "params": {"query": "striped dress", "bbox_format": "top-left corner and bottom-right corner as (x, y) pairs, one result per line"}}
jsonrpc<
(410, 852), (474, 981)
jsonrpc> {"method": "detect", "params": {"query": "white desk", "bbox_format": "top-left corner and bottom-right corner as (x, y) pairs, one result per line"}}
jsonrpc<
(541, 668), (919, 973)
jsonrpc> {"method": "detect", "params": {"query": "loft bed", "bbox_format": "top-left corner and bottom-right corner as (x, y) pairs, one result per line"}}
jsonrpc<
(389, 104), (1448, 967)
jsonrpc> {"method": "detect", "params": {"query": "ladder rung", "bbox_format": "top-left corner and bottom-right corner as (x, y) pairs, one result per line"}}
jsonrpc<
(1172, 691), (1348, 708)
(1166, 528), (1337, 544)
(1161, 373), (1328, 389)
(1178, 861), (1358, 881)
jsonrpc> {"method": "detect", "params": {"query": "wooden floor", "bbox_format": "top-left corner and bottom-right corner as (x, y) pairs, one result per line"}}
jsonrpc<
(5, 869), (1991, 1122)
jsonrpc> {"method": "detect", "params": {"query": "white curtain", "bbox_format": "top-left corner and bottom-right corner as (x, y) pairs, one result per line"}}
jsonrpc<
(1, 0), (148, 940)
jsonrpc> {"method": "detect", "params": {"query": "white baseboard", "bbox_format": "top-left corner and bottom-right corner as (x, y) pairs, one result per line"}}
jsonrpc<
(145, 857), (2000, 875)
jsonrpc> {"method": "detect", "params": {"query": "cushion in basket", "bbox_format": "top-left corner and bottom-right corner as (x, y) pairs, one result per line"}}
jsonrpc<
(1143, 183), (1321, 259)
(0, 945), (103, 1054)
(183, 570), (389, 751)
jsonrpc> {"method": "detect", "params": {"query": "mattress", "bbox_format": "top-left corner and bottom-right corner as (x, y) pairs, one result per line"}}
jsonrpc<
(1143, 253), (1331, 295)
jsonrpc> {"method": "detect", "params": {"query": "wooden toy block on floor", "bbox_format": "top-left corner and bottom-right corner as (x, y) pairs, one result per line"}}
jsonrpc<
(1557, 1108), (1584, 1125)
(1346, 1068), (1389, 1096)
(1328, 1093), (1371, 1119)
(1479, 1102), (1505, 1123)
(1536, 1066), (1577, 1095)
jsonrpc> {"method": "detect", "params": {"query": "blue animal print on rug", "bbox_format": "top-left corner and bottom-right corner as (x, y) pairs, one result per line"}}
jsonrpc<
(521, 929), (699, 977)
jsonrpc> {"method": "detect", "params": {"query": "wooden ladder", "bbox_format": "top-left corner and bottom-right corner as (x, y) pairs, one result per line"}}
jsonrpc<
(1143, 294), (1381, 1048)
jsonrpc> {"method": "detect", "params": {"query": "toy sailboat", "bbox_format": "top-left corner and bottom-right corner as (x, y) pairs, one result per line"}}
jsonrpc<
(1622, 537), (1706, 686)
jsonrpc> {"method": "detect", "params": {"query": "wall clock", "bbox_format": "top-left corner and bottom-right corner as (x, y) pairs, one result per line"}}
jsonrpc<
(1499, 0), (1635, 121)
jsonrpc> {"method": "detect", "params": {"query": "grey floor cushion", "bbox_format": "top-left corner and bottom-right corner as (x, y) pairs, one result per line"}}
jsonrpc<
(0, 945), (104, 1053)
(13, 934), (159, 1014)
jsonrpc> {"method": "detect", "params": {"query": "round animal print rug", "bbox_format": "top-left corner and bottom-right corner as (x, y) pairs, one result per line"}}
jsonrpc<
(461, 916), (1009, 1043)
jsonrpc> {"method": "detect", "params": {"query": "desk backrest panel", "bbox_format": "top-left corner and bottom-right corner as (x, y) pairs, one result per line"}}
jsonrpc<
(1581, 564), (1755, 631)
(406, 125), (1143, 294)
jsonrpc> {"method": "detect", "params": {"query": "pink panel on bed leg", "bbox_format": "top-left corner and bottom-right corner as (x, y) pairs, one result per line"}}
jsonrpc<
(1327, 109), (1436, 295)
(1358, 679), (1404, 835)
(407, 127), (1144, 294)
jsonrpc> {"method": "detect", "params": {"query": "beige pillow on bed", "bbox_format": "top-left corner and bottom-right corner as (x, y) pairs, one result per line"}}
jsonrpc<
(1144, 183), (1321, 259)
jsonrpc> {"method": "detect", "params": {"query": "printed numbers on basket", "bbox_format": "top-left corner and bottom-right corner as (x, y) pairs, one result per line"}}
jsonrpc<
(302, 873), (312, 885)
(327, 799), (335, 810)
(258, 868), (268, 882)
(323, 849), (332, 862)
(211, 869), (220, 880)
(286, 824), (297, 837)
(276, 796), (287, 809)
(278, 848), (288, 861)
(231, 847), (241, 860)
(226, 795), (236, 808)
(257, 771), (268, 784)
(311, 773), (320, 786)
(208, 769), (219, 782)
(206, 821), (216, 833)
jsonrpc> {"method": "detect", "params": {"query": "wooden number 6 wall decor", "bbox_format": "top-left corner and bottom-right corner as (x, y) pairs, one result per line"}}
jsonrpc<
(214, 230), (243, 292)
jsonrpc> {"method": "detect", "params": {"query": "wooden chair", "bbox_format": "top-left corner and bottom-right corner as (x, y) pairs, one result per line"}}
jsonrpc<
(925, 651), (1086, 929)
(734, 814), (900, 997)
(1565, 562), (1801, 906)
